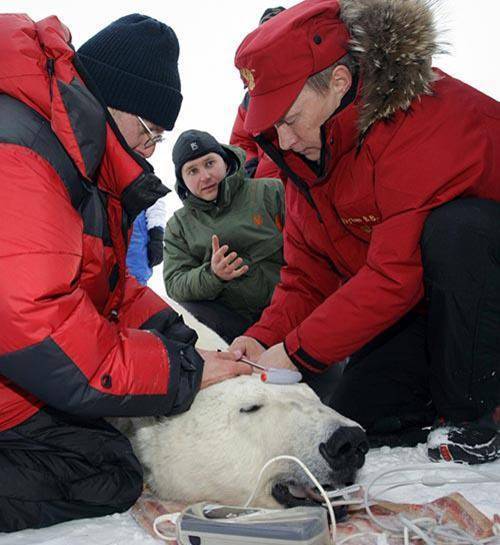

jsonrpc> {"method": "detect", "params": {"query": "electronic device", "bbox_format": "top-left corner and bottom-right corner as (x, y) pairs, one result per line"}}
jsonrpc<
(176, 502), (330, 545)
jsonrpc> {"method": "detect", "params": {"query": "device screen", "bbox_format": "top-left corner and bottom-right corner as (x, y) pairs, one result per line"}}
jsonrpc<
(203, 505), (261, 520)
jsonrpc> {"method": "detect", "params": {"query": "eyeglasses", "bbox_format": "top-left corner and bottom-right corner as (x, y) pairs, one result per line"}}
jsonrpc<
(137, 116), (164, 149)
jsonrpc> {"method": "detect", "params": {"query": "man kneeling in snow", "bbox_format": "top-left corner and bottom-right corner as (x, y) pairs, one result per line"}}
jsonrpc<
(232, 0), (500, 464)
(0, 14), (250, 533)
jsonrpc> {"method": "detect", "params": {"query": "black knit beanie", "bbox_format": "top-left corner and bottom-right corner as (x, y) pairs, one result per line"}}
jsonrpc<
(77, 14), (182, 130)
(173, 130), (227, 185)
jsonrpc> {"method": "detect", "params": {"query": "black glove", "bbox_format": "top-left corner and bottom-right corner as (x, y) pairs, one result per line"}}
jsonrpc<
(147, 226), (164, 267)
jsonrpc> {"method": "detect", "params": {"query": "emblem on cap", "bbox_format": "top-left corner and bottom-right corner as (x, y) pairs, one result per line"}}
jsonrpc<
(239, 68), (256, 91)
(190, 142), (199, 151)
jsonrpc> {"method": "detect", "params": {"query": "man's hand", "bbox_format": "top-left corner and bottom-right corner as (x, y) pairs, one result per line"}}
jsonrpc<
(211, 234), (249, 281)
(230, 336), (266, 361)
(197, 348), (252, 390)
(257, 342), (298, 371)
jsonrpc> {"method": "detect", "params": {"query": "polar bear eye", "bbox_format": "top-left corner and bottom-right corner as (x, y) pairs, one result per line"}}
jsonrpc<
(239, 404), (263, 414)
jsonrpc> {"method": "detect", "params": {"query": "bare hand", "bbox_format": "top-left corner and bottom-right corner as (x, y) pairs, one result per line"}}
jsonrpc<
(211, 234), (249, 281)
(257, 342), (298, 371)
(230, 335), (266, 362)
(197, 348), (252, 389)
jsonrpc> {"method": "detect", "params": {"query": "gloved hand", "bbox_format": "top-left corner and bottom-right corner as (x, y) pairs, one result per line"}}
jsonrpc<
(147, 226), (165, 267)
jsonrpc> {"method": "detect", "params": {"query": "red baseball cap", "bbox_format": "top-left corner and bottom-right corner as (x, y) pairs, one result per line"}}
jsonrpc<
(235, 0), (350, 135)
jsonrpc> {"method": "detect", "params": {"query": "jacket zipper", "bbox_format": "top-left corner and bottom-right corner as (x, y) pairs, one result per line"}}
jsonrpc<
(255, 135), (347, 280)
(46, 58), (55, 100)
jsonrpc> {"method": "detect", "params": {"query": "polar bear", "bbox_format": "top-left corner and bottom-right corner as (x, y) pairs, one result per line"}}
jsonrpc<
(127, 375), (367, 508)
(117, 295), (367, 508)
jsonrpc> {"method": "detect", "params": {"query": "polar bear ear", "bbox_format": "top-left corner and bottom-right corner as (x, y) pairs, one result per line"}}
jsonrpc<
(239, 404), (263, 414)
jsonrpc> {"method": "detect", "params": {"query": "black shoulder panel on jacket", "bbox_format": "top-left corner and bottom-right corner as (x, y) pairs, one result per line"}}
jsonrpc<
(0, 93), (86, 210)
(0, 336), (175, 417)
(57, 77), (106, 179)
(0, 93), (111, 245)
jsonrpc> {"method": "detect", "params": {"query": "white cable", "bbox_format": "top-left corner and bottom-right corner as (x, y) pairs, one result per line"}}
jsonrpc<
(243, 454), (338, 544)
(326, 483), (362, 498)
(431, 523), (500, 545)
(337, 531), (386, 544)
(398, 514), (437, 545)
(364, 463), (500, 545)
(152, 512), (180, 541)
(323, 483), (364, 507)
(324, 498), (364, 507)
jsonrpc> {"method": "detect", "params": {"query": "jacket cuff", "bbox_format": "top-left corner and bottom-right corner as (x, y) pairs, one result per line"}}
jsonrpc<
(121, 172), (169, 222)
(141, 307), (198, 346)
(154, 334), (204, 416)
(244, 323), (284, 348)
(284, 328), (329, 374)
(204, 265), (226, 291)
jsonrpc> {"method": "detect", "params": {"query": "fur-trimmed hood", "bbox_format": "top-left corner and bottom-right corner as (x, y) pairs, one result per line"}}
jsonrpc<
(339, 0), (446, 135)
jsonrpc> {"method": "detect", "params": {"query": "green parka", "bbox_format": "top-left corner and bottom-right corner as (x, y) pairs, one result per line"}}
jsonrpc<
(163, 146), (284, 321)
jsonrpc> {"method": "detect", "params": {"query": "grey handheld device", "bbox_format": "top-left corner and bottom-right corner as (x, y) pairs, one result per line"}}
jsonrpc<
(176, 502), (330, 545)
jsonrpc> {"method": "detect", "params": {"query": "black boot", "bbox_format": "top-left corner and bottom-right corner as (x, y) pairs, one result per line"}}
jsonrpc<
(427, 409), (500, 464)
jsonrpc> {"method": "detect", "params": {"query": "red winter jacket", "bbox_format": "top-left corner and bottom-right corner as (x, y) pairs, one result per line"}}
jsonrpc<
(230, 93), (284, 181)
(246, 70), (500, 372)
(0, 14), (202, 432)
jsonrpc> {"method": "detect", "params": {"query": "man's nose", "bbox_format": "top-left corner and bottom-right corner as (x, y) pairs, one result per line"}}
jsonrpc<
(276, 125), (296, 151)
(199, 168), (211, 181)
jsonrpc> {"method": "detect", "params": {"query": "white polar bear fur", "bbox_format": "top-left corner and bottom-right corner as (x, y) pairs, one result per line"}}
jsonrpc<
(130, 375), (361, 508)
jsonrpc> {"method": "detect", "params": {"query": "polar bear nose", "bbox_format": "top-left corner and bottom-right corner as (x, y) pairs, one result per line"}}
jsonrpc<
(319, 426), (369, 472)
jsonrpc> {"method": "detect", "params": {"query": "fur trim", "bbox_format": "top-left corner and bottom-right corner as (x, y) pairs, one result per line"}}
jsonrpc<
(340, 0), (447, 135)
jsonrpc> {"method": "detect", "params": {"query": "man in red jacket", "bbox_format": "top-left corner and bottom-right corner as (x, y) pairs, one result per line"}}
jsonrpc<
(232, 0), (500, 464)
(0, 13), (249, 532)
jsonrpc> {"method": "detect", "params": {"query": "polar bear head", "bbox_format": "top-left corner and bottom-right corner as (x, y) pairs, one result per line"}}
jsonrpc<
(132, 374), (368, 508)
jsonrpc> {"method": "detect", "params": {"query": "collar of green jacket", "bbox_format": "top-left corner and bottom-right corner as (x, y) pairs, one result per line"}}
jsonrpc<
(175, 145), (246, 212)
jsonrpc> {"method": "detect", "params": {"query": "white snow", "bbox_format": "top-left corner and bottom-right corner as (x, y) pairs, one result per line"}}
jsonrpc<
(0, 512), (157, 545)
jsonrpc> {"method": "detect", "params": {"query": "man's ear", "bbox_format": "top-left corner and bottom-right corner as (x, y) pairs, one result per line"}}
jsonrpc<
(329, 65), (352, 100)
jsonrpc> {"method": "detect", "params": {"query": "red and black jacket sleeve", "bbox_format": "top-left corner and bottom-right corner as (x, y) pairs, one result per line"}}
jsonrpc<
(0, 145), (202, 418)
